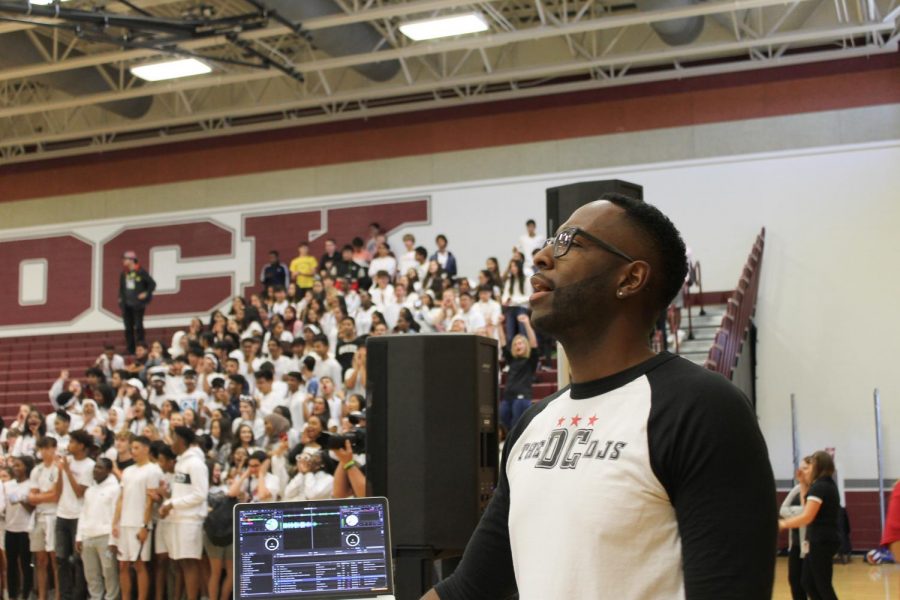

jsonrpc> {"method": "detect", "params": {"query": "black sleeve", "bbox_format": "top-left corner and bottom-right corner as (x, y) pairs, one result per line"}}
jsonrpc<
(144, 269), (157, 298)
(434, 392), (559, 600)
(647, 362), (777, 600)
(806, 479), (827, 501)
(119, 273), (126, 304)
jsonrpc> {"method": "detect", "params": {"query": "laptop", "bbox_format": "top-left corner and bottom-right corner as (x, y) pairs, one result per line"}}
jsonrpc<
(234, 497), (396, 600)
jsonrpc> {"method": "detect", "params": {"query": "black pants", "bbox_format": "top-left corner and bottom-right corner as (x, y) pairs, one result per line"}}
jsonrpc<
(56, 516), (87, 600)
(788, 544), (805, 600)
(122, 304), (146, 355)
(802, 540), (840, 600)
(6, 530), (33, 599)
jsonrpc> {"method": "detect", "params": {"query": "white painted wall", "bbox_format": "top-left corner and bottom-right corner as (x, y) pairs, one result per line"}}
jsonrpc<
(3, 140), (898, 480)
(388, 141), (900, 482)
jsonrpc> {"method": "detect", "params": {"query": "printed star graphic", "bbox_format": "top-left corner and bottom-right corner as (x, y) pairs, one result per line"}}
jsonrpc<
(588, 415), (598, 427)
(570, 415), (582, 427)
(557, 417), (565, 427)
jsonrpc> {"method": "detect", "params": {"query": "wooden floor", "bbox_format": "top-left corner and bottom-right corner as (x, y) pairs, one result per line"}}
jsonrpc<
(772, 556), (900, 599)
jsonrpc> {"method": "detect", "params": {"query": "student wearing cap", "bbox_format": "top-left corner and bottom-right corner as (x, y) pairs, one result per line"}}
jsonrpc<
(147, 367), (170, 409)
(119, 251), (157, 355)
(119, 378), (147, 415)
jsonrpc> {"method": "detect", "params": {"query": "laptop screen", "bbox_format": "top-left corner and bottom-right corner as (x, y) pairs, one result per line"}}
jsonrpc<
(235, 498), (394, 599)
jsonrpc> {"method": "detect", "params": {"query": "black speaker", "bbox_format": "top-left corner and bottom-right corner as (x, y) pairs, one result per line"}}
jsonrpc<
(546, 179), (644, 235)
(366, 334), (499, 552)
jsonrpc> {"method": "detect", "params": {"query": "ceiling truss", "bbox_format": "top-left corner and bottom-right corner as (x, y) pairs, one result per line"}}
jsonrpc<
(0, 0), (896, 165)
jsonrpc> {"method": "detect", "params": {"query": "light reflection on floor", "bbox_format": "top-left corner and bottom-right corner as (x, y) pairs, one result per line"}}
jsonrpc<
(772, 556), (900, 599)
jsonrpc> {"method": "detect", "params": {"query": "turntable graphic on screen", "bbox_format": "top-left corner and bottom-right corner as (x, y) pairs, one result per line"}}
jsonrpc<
(234, 498), (395, 600)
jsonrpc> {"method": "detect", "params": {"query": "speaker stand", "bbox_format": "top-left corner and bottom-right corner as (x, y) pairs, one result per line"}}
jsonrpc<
(395, 546), (436, 600)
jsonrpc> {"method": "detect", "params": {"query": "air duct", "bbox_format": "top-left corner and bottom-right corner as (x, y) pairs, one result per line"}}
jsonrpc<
(635, 0), (705, 46)
(0, 31), (152, 119)
(259, 0), (401, 82)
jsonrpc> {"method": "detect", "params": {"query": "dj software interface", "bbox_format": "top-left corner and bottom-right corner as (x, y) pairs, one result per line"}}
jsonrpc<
(237, 503), (391, 596)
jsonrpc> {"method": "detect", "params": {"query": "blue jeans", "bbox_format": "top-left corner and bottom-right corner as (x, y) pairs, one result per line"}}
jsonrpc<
(500, 396), (532, 431)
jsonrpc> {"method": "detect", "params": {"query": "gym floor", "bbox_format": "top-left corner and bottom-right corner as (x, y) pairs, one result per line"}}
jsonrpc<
(772, 557), (900, 599)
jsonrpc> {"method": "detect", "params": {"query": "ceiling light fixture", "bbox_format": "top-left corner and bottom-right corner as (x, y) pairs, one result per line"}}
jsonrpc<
(399, 12), (489, 41)
(130, 58), (212, 82)
(28, 0), (73, 5)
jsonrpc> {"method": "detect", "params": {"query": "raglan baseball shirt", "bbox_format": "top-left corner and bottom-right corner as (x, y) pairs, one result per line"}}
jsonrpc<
(436, 352), (777, 600)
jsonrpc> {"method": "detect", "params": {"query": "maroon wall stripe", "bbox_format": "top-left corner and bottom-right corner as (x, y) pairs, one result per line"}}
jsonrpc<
(1, 54), (897, 203)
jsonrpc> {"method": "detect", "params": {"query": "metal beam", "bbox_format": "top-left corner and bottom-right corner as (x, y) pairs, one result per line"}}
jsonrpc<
(0, 43), (890, 166)
(0, 0), (819, 83)
(0, 22), (891, 132)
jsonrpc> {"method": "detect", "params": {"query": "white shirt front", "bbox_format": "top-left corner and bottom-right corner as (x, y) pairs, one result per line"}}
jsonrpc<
(119, 462), (163, 527)
(368, 256), (398, 279)
(475, 299), (503, 327)
(288, 388), (308, 434)
(369, 285), (396, 309)
(30, 461), (60, 516)
(57, 456), (96, 519)
(255, 381), (289, 416)
(397, 251), (418, 278)
(76, 476), (121, 542)
(10, 434), (36, 458)
(460, 307), (487, 332)
(518, 232), (543, 264)
(239, 472), (282, 503)
(284, 471), (333, 501)
(4, 479), (33, 532)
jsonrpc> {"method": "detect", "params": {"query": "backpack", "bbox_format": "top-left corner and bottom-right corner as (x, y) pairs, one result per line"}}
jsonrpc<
(204, 495), (238, 547)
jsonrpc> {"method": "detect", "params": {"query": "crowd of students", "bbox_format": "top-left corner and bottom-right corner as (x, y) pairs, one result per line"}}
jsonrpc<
(0, 222), (547, 600)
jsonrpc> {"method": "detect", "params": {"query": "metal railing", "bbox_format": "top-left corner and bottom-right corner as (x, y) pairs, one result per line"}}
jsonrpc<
(704, 228), (765, 379)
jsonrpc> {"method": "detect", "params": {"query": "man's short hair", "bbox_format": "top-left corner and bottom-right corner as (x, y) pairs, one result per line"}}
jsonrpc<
(229, 374), (247, 387)
(36, 436), (57, 449)
(254, 369), (274, 381)
(302, 356), (317, 371)
(435, 234), (448, 244)
(478, 285), (493, 294)
(172, 426), (196, 446)
(85, 367), (105, 380)
(415, 246), (428, 258)
(340, 316), (356, 326)
(96, 457), (114, 471)
(104, 343), (115, 351)
(150, 440), (176, 461)
(286, 371), (303, 381)
(526, 219), (536, 227)
(599, 193), (688, 315)
(376, 270), (390, 279)
(69, 430), (94, 449)
(55, 409), (71, 423)
(269, 250), (279, 257)
(249, 450), (269, 463)
(312, 334), (329, 347)
(116, 430), (135, 442)
(402, 233), (415, 243)
(133, 435), (152, 448)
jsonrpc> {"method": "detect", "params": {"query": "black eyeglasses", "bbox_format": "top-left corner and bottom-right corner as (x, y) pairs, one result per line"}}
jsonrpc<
(543, 227), (635, 262)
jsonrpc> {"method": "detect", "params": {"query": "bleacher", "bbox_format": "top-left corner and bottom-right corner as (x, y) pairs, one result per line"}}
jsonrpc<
(0, 327), (561, 420)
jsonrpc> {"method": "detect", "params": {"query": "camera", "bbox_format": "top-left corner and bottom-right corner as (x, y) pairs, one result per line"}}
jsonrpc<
(317, 427), (366, 454)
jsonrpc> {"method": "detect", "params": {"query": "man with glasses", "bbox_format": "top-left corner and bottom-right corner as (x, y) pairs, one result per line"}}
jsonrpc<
(424, 194), (776, 600)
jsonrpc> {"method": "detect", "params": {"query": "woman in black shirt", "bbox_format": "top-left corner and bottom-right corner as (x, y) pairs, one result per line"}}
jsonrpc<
(500, 313), (539, 430)
(780, 450), (841, 600)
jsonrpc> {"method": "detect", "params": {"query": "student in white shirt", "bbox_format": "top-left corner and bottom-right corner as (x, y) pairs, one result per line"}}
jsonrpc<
(158, 428), (209, 600)
(475, 285), (503, 338)
(396, 234), (418, 277)
(12, 408), (45, 458)
(113, 436), (162, 600)
(368, 270), (396, 309)
(28, 437), (61, 600)
(227, 450), (280, 503)
(285, 372), (309, 435)
(367, 242), (398, 280)
(6, 455), (35, 599)
(55, 430), (96, 600)
(253, 370), (288, 417)
(311, 336), (344, 394)
(284, 451), (333, 501)
(75, 458), (120, 600)
(50, 409), (72, 456)
(517, 218), (543, 266)
(95, 345), (126, 379)
(458, 291), (487, 333)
